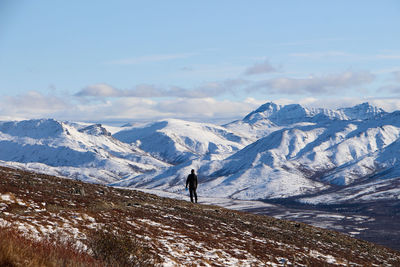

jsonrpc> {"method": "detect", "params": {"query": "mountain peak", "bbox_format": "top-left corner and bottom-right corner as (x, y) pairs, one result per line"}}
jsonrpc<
(252, 102), (280, 114)
(78, 124), (111, 136)
(242, 101), (387, 125)
(243, 102), (314, 125)
(339, 102), (386, 120)
(243, 102), (280, 123)
(0, 118), (65, 138)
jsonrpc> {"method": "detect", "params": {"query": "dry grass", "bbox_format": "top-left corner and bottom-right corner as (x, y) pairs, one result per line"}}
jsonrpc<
(0, 227), (102, 267)
(87, 227), (160, 267)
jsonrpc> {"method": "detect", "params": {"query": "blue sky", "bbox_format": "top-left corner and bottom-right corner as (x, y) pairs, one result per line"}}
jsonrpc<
(0, 0), (400, 123)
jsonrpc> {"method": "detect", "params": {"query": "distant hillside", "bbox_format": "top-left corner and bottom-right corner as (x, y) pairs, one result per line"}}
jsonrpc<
(111, 102), (400, 203)
(0, 166), (399, 266)
(0, 119), (169, 184)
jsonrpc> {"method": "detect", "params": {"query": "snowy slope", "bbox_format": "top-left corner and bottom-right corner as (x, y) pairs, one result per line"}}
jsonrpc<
(0, 119), (169, 184)
(199, 107), (400, 199)
(299, 176), (400, 205)
(1, 102), (399, 203)
(112, 102), (400, 201)
(224, 102), (386, 139)
(113, 118), (252, 164)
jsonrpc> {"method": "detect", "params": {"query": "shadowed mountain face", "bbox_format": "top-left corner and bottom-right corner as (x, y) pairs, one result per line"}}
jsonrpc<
(1, 166), (399, 265)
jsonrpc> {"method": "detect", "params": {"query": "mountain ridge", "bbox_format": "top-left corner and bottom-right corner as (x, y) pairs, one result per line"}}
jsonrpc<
(0, 101), (398, 202)
(2, 101), (400, 251)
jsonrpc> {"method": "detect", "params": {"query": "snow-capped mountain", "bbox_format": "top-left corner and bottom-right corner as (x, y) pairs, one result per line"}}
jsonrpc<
(0, 119), (169, 184)
(1, 102), (399, 204)
(111, 102), (400, 201)
(241, 102), (386, 125)
(224, 102), (387, 139)
(113, 119), (252, 164)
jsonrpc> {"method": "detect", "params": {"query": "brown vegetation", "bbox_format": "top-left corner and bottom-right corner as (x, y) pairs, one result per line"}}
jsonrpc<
(0, 227), (102, 267)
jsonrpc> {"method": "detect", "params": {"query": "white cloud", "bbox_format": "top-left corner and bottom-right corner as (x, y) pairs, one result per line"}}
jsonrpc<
(65, 97), (259, 123)
(0, 91), (69, 119)
(0, 90), (258, 122)
(244, 60), (276, 75)
(76, 84), (167, 98)
(59, 98), (161, 121)
(367, 98), (400, 112)
(243, 97), (267, 107)
(3, 90), (400, 123)
(156, 98), (257, 119)
(248, 71), (375, 95)
(75, 79), (249, 99)
(75, 84), (118, 97)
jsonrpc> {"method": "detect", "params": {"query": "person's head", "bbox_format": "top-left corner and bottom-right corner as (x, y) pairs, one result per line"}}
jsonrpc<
(191, 169), (195, 174)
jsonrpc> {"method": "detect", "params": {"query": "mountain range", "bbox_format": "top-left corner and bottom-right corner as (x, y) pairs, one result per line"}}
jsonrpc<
(0, 102), (399, 205)
(2, 101), (400, 249)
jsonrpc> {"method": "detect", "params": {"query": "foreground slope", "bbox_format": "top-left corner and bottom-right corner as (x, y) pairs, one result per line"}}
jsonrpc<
(1, 166), (399, 266)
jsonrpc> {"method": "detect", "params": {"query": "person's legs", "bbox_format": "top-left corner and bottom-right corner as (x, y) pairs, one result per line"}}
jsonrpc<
(193, 188), (197, 203)
(189, 188), (194, 203)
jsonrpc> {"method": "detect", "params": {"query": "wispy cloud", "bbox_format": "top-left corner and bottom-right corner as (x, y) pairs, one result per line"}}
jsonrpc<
(247, 71), (375, 95)
(378, 84), (400, 95)
(75, 79), (249, 99)
(289, 51), (353, 59)
(244, 60), (277, 75)
(75, 84), (118, 97)
(0, 90), (258, 122)
(375, 54), (400, 60)
(180, 66), (194, 71)
(75, 71), (376, 101)
(4, 90), (400, 123)
(275, 38), (349, 47)
(107, 53), (195, 65)
(1, 91), (68, 116)
(393, 71), (400, 82)
(290, 51), (400, 61)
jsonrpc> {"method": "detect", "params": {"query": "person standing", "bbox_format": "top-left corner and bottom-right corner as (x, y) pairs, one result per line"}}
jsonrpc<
(186, 169), (198, 203)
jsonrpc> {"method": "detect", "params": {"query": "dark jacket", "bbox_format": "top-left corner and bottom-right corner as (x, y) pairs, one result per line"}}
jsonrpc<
(186, 173), (198, 189)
